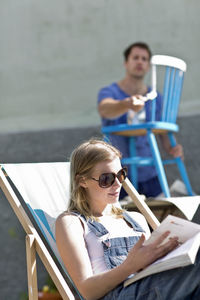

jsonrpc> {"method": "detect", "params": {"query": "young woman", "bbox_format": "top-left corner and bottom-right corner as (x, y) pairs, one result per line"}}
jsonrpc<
(56, 139), (200, 300)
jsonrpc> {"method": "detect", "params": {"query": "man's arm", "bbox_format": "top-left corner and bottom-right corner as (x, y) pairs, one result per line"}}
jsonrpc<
(98, 96), (144, 119)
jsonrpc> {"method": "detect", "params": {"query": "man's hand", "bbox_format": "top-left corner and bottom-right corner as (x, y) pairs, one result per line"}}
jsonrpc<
(128, 95), (145, 112)
(169, 144), (184, 160)
(160, 134), (184, 160)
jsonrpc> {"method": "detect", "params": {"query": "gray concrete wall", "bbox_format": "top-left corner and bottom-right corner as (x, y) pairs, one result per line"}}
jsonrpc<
(0, 0), (200, 133)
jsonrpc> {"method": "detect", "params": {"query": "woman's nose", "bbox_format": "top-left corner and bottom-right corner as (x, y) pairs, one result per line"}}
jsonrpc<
(113, 176), (121, 187)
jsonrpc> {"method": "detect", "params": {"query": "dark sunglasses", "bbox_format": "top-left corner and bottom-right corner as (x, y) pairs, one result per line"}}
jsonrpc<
(91, 167), (127, 188)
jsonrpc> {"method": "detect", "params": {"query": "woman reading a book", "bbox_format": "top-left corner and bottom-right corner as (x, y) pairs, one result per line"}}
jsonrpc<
(56, 139), (200, 300)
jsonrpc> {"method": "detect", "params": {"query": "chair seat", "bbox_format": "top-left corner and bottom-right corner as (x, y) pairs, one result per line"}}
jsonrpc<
(102, 122), (179, 137)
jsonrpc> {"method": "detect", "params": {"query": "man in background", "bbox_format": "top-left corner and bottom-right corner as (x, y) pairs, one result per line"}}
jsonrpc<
(97, 42), (183, 199)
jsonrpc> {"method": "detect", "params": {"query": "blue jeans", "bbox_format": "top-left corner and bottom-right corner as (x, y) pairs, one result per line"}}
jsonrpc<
(101, 250), (200, 300)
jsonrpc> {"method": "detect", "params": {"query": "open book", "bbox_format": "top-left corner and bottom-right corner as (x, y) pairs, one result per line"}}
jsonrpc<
(124, 215), (200, 287)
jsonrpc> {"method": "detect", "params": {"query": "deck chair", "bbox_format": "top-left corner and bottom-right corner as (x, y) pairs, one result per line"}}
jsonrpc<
(0, 162), (159, 300)
(122, 195), (200, 223)
(102, 55), (194, 198)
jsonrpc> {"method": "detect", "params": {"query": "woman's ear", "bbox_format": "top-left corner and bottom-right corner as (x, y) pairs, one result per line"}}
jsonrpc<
(78, 176), (88, 188)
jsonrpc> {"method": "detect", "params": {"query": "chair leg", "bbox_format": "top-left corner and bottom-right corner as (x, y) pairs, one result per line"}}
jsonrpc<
(168, 133), (194, 195)
(147, 130), (170, 197)
(26, 234), (38, 300)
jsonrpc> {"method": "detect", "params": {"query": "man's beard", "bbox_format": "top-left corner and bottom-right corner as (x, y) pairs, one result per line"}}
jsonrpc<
(131, 73), (145, 80)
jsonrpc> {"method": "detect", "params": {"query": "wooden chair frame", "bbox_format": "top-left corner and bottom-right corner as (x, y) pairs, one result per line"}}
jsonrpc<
(0, 165), (159, 300)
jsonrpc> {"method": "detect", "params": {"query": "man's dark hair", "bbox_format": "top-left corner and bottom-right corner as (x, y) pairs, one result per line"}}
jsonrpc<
(123, 42), (152, 61)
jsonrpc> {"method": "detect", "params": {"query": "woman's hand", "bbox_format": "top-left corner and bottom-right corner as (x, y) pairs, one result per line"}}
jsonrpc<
(124, 231), (179, 274)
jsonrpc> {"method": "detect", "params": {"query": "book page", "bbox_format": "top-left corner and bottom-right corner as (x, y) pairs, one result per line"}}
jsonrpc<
(149, 232), (200, 265)
(144, 215), (200, 246)
(124, 232), (200, 287)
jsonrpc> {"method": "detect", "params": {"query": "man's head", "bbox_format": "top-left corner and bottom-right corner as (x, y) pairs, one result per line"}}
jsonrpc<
(123, 42), (152, 79)
(123, 42), (152, 62)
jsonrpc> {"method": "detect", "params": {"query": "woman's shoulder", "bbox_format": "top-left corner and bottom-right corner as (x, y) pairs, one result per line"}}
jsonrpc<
(56, 211), (81, 227)
(56, 211), (86, 232)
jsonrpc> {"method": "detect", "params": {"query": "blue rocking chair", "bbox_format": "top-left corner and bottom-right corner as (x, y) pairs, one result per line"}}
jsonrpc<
(102, 55), (194, 198)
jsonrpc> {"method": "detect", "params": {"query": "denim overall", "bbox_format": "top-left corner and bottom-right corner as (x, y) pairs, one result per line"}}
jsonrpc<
(79, 212), (200, 300)
(85, 211), (145, 271)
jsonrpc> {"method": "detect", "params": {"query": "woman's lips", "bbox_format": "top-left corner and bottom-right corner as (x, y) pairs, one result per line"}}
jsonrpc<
(108, 191), (120, 197)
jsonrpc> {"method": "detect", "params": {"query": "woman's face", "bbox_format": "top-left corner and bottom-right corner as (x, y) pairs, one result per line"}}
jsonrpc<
(82, 157), (123, 215)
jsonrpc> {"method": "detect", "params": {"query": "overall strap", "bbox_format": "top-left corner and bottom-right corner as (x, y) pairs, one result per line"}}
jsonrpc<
(71, 211), (109, 237)
(86, 218), (109, 237)
(122, 211), (145, 233)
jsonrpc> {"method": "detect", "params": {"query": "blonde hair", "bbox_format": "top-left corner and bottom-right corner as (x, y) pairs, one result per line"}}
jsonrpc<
(68, 139), (124, 218)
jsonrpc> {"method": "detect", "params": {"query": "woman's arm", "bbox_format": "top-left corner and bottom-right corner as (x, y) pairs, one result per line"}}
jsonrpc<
(56, 214), (132, 299)
(56, 214), (179, 300)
